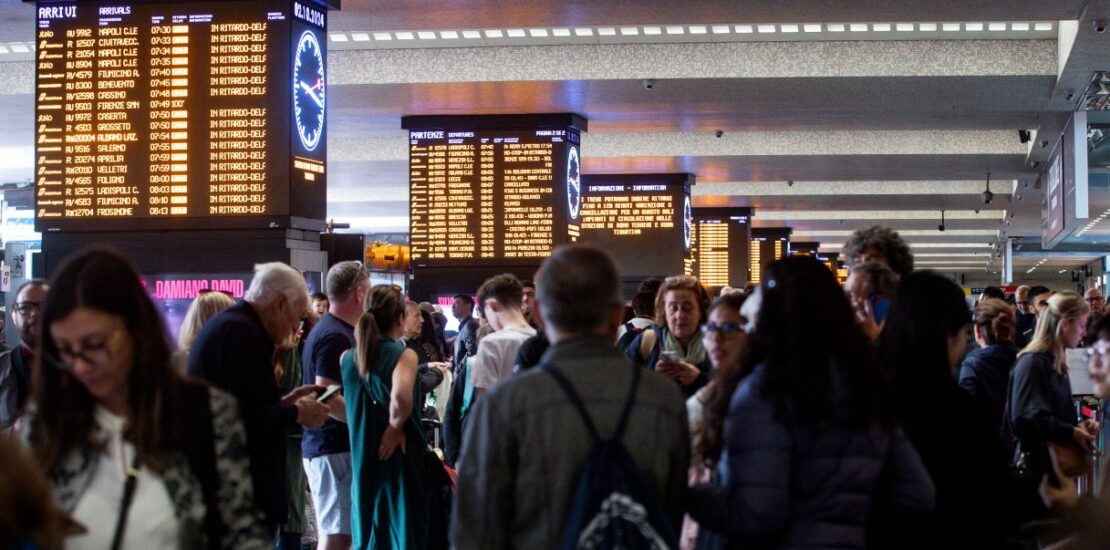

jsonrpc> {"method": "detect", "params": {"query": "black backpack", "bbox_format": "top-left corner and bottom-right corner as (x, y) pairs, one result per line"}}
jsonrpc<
(541, 363), (677, 550)
(615, 322), (645, 356)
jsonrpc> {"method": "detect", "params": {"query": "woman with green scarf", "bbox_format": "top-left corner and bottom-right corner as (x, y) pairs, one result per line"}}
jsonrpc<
(626, 275), (713, 397)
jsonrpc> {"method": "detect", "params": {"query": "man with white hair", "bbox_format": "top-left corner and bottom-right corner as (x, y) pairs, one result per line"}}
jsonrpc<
(188, 261), (331, 533)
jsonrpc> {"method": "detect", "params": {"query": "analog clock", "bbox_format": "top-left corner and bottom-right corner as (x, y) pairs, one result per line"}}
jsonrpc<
(683, 195), (693, 250)
(567, 145), (581, 221)
(293, 30), (325, 152)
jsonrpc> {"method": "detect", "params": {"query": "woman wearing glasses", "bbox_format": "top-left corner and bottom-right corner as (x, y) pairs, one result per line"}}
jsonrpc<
(688, 257), (933, 549)
(23, 248), (270, 549)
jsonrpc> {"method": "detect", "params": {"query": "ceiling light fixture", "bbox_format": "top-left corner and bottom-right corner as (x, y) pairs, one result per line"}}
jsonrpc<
(598, 27), (617, 36)
(850, 23), (868, 32)
(395, 31), (415, 40)
(872, 23), (891, 31)
(966, 23), (984, 31)
(439, 30), (459, 39)
(329, 33), (349, 42)
(642, 26), (661, 35)
(942, 23), (961, 31)
(689, 25), (708, 34)
(988, 22), (1007, 31)
(666, 26), (685, 35)
(373, 32), (393, 40)
(712, 25), (731, 34)
(735, 25), (753, 33)
(896, 23), (914, 31)
(483, 30), (503, 38)
(804, 24), (822, 32)
(350, 32), (370, 41)
(1034, 22), (1053, 31)
(619, 27), (640, 36)
(757, 24), (776, 33)
(781, 24), (799, 33)
(827, 23), (846, 32)
(919, 23), (938, 31)
(552, 28), (571, 37)
(1012, 22), (1030, 31)
(462, 30), (482, 39)
(506, 29), (526, 38)
(529, 28), (549, 37)
(417, 31), (437, 39)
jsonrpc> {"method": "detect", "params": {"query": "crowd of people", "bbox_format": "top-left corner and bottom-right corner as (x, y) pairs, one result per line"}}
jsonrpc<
(1, 225), (1108, 549)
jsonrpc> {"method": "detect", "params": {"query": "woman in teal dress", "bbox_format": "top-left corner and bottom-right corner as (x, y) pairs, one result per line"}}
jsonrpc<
(342, 284), (427, 549)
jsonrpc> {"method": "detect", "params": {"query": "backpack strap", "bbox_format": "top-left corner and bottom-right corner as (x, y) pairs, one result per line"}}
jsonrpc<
(541, 362), (642, 444)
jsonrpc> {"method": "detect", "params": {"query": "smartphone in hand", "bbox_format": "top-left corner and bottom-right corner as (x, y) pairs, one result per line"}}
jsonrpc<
(317, 384), (341, 403)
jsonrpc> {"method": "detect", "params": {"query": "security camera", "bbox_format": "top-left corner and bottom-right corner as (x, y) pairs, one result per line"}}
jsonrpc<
(643, 79), (656, 90)
(1041, 140), (1050, 148)
(1031, 160), (1041, 168)
(938, 224), (946, 232)
(787, 180), (794, 187)
(975, 208), (981, 214)
(982, 189), (994, 204)
(714, 130), (724, 138)
(1094, 20), (1107, 33)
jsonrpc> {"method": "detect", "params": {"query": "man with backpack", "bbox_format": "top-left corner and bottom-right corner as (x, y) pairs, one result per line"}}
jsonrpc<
(451, 245), (689, 549)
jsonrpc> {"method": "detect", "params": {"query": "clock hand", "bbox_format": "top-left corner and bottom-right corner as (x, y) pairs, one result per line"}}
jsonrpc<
(299, 80), (325, 109)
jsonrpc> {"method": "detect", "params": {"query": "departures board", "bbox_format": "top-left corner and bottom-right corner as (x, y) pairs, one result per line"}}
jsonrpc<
(34, 0), (328, 232)
(404, 114), (586, 267)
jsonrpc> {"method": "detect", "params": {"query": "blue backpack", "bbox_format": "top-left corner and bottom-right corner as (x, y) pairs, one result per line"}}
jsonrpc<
(541, 363), (677, 550)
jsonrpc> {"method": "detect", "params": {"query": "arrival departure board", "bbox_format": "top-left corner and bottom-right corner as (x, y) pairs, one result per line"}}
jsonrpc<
(750, 228), (791, 283)
(403, 114), (585, 267)
(34, 0), (328, 232)
(578, 173), (693, 278)
(690, 207), (752, 288)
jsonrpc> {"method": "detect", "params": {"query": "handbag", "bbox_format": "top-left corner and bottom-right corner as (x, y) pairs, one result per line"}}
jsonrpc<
(1046, 440), (1093, 478)
(109, 454), (142, 550)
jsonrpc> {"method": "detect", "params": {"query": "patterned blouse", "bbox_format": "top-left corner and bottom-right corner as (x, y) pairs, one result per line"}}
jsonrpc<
(26, 387), (271, 549)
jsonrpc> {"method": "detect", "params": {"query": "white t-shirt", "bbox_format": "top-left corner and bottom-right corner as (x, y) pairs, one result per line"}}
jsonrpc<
(69, 406), (179, 550)
(470, 325), (536, 390)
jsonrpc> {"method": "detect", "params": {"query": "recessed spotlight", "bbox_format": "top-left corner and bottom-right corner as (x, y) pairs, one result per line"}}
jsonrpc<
(1034, 22), (1053, 31)
(484, 30), (503, 38)
(988, 22), (1007, 31)
(757, 24), (776, 33)
(506, 29), (526, 38)
(896, 23), (914, 31)
(712, 25), (731, 34)
(350, 32), (370, 41)
(417, 31), (437, 39)
(735, 25), (753, 33)
(965, 23), (984, 31)
(439, 31), (459, 39)
(329, 33), (349, 42)
(850, 23), (868, 32)
(872, 23), (891, 32)
(804, 24), (822, 32)
(1012, 22), (1031, 31)
(689, 25), (708, 34)
(827, 23), (846, 32)
(642, 26), (661, 35)
(942, 23), (960, 31)
(666, 26), (685, 35)
(574, 28), (593, 36)
(598, 27), (617, 36)
(373, 32), (392, 40)
(780, 24), (799, 33)
(462, 30), (482, 39)
(529, 28), (549, 37)
(395, 31), (415, 40)
(620, 27), (640, 36)
(919, 23), (938, 31)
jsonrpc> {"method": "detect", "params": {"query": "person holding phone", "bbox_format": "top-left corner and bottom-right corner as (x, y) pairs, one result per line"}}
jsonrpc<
(844, 260), (898, 342)
(626, 275), (713, 397)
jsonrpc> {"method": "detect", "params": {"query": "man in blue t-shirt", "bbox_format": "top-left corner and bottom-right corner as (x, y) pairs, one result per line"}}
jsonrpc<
(302, 261), (368, 549)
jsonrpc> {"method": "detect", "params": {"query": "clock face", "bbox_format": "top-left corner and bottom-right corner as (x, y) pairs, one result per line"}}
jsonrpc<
(566, 145), (581, 221)
(683, 196), (693, 250)
(293, 30), (325, 152)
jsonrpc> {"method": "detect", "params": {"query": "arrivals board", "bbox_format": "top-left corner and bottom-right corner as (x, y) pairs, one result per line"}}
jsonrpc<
(578, 173), (693, 279)
(34, 0), (328, 232)
(403, 114), (586, 267)
(690, 207), (752, 288)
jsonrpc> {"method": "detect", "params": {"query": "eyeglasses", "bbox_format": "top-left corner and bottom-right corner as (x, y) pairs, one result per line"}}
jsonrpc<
(1088, 344), (1110, 365)
(1085, 297), (1105, 304)
(49, 327), (124, 370)
(13, 301), (43, 315)
(701, 322), (745, 337)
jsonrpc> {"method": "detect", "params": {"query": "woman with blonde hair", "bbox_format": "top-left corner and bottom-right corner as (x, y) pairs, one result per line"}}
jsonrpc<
(625, 275), (713, 396)
(177, 290), (235, 355)
(1008, 290), (1097, 524)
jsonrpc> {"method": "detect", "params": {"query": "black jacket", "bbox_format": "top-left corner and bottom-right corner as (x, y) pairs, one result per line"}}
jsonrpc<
(187, 300), (296, 525)
(958, 344), (1017, 448)
(443, 316), (479, 465)
(1007, 351), (1076, 482)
